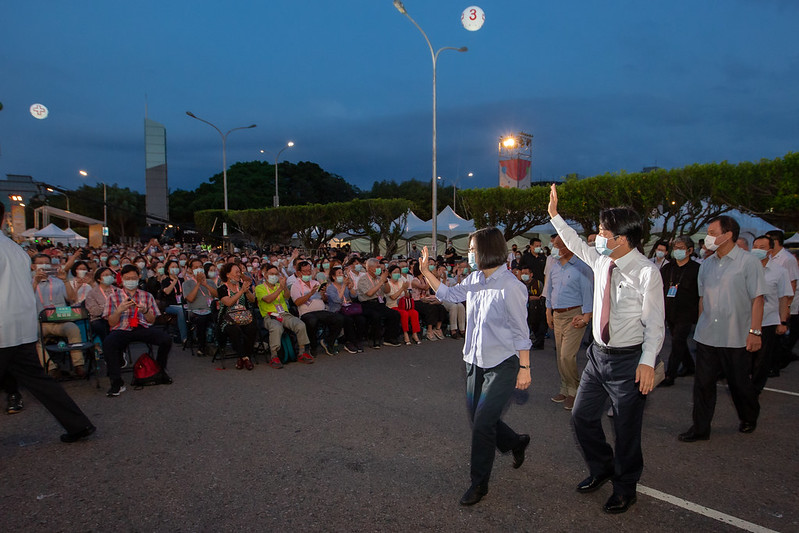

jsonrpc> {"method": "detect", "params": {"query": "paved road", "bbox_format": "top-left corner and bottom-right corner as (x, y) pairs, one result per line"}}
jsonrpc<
(2, 335), (797, 532)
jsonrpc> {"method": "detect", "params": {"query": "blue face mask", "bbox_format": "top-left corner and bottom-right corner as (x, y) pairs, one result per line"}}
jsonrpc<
(467, 252), (478, 271)
(751, 248), (768, 261)
(672, 249), (687, 261)
(595, 235), (618, 257)
(550, 247), (561, 260)
(374, 268), (382, 276)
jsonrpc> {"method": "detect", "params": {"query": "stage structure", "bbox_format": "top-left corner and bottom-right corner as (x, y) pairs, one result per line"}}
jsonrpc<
(498, 132), (533, 189)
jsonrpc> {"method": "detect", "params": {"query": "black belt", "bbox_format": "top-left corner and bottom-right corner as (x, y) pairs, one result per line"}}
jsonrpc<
(592, 342), (642, 355)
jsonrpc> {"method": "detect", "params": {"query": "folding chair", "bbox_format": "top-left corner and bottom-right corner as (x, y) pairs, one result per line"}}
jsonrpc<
(39, 306), (98, 386)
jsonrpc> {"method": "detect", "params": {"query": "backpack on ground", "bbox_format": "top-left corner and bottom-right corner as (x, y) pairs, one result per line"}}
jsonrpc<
(131, 353), (166, 388)
(280, 332), (297, 364)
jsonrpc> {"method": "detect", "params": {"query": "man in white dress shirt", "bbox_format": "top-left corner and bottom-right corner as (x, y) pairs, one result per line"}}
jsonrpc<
(548, 184), (665, 515)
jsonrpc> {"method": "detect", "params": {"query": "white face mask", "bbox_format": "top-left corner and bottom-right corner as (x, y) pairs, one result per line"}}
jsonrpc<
(704, 234), (728, 251)
(751, 248), (768, 261)
(136, 262), (146, 269)
(655, 250), (666, 259)
(672, 249), (687, 261)
(76, 270), (88, 278)
(208, 271), (217, 279)
(595, 235), (619, 257)
(550, 247), (561, 259)
(467, 252), (478, 271)
(123, 279), (139, 290)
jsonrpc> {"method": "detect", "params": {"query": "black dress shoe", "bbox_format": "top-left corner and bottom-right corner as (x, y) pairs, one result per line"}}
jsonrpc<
(459, 484), (488, 506)
(678, 429), (709, 442)
(739, 422), (756, 434)
(512, 434), (530, 468)
(60, 425), (96, 443)
(603, 492), (637, 514)
(658, 377), (675, 387)
(576, 473), (612, 493)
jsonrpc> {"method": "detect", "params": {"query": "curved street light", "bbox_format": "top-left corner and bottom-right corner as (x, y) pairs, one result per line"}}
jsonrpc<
(394, 0), (467, 256)
(79, 170), (107, 240)
(186, 111), (256, 236)
(273, 141), (294, 207)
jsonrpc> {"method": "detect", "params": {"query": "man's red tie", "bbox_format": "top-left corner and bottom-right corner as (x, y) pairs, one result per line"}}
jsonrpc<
(600, 261), (617, 344)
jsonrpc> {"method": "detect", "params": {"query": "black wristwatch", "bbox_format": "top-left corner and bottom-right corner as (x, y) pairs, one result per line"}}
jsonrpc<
(781, 321), (789, 326)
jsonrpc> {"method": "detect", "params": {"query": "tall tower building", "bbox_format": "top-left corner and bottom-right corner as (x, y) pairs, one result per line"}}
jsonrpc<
(144, 118), (169, 224)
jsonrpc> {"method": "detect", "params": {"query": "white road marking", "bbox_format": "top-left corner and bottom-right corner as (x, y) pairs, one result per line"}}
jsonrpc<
(638, 485), (780, 533)
(762, 387), (799, 397)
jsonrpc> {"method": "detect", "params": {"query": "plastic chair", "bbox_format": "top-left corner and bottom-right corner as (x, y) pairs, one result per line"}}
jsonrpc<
(39, 306), (97, 384)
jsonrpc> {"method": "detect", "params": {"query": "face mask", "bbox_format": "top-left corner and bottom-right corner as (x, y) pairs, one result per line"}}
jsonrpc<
(467, 252), (478, 271)
(208, 271), (217, 279)
(374, 268), (382, 276)
(36, 263), (47, 270)
(401, 267), (409, 274)
(51, 258), (60, 265)
(704, 234), (727, 251)
(316, 272), (327, 282)
(240, 258), (248, 264)
(179, 260), (187, 267)
(550, 247), (561, 259)
(322, 262), (330, 270)
(446, 265), (452, 272)
(102, 275), (115, 286)
(252, 263), (260, 269)
(246, 266), (253, 272)
(655, 251), (666, 259)
(136, 262), (146, 269)
(193, 268), (204, 275)
(515, 255), (522, 261)
(354, 265), (363, 272)
(158, 255), (165, 261)
(267, 275), (279, 285)
(521, 274), (530, 282)
(123, 279), (138, 290)
(110, 259), (120, 266)
(595, 235), (618, 257)
(335, 276), (344, 284)
(672, 249), (687, 261)
(534, 247), (543, 254)
(751, 248), (768, 261)
(699, 249), (707, 259)
(512, 249), (517, 254)
(463, 268), (470, 275)
(391, 273), (401, 280)
(301, 275), (312, 282)
(217, 263), (225, 270)
(428, 265), (436, 272)
(170, 267), (180, 275)
(100, 256), (108, 262)
(76, 270), (88, 278)
(156, 267), (165, 275)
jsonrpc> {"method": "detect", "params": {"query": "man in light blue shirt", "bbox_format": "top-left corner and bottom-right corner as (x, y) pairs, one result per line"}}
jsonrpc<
(544, 236), (593, 410)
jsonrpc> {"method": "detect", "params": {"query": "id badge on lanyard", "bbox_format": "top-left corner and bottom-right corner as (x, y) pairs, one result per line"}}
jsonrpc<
(667, 284), (678, 298)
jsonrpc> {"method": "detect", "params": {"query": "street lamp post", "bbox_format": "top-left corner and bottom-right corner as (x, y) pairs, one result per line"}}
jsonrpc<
(393, 0), (467, 256)
(273, 141), (294, 208)
(186, 111), (256, 237)
(451, 172), (473, 216)
(46, 187), (71, 228)
(79, 170), (106, 238)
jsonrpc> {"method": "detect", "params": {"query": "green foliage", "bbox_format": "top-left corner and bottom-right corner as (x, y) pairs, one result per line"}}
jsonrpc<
(364, 178), (453, 220)
(43, 183), (145, 239)
(459, 186), (550, 241)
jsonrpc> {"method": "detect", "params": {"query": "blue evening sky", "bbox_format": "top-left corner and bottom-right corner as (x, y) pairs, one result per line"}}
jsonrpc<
(1, 0), (797, 200)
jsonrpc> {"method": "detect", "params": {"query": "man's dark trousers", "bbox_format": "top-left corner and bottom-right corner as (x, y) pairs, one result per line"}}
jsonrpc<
(103, 326), (172, 381)
(665, 321), (695, 379)
(572, 343), (646, 497)
(692, 342), (759, 436)
(465, 356), (524, 489)
(0, 342), (92, 433)
(300, 310), (344, 350)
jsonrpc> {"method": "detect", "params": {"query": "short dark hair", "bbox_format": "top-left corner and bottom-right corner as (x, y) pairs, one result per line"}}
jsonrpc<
(469, 227), (507, 270)
(297, 260), (311, 272)
(753, 235), (774, 248)
(262, 263), (277, 273)
(70, 260), (89, 276)
(673, 235), (694, 250)
(599, 207), (643, 248)
(121, 264), (140, 277)
(765, 230), (784, 246)
(708, 215), (740, 242)
(387, 264), (400, 274)
(164, 259), (180, 272)
(94, 267), (111, 282)
(219, 262), (238, 282)
(530, 238), (541, 246)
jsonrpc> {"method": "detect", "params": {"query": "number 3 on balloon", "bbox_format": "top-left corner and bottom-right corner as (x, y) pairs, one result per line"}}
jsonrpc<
(470, 8), (476, 20)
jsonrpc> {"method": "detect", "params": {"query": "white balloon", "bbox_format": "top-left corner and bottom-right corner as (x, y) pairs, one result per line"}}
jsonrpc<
(30, 103), (49, 120)
(461, 6), (485, 31)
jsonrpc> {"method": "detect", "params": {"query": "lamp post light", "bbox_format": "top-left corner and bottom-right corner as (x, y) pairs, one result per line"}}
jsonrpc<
(453, 172), (473, 216)
(46, 187), (71, 228)
(79, 170), (106, 237)
(186, 111), (256, 237)
(273, 141), (294, 208)
(393, 0), (467, 256)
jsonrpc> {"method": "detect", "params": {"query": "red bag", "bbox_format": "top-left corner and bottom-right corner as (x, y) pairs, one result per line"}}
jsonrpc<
(131, 353), (163, 388)
(398, 295), (415, 311)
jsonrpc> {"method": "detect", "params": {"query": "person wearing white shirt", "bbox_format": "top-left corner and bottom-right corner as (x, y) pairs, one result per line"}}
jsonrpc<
(750, 235), (792, 389)
(548, 184), (664, 515)
(0, 202), (95, 443)
(650, 242), (670, 269)
(764, 230), (799, 370)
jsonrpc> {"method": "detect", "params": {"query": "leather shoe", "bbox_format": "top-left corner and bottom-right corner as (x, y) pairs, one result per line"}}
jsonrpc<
(678, 429), (709, 442)
(603, 492), (637, 514)
(512, 434), (530, 469)
(576, 473), (612, 493)
(739, 422), (756, 434)
(60, 425), (96, 443)
(658, 377), (675, 387)
(459, 484), (488, 506)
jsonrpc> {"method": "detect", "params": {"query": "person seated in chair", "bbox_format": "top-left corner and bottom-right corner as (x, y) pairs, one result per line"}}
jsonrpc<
(103, 265), (172, 397)
(255, 264), (314, 368)
(85, 267), (118, 344)
(31, 253), (85, 378)
(290, 261), (345, 356)
(182, 258), (218, 356)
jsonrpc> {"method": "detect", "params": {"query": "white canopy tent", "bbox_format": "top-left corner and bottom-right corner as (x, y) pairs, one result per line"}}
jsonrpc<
(63, 227), (89, 245)
(34, 223), (73, 245)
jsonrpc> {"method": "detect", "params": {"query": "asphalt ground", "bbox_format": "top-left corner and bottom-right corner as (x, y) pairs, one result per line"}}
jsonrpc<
(1, 332), (797, 533)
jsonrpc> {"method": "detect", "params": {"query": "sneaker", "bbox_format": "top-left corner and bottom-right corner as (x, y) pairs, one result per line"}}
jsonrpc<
(343, 342), (358, 354)
(551, 394), (567, 403)
(383, 339), (401, 347)
(563, 396), (575, 410)
(269, 356), (284, 369)
(356, 344), (364, 353)
(107, 379), (126, 397)
(298, 352), (315, 364)
(320, 339), (334, 356)
(161, 371), (173, 384)
(372, 342), (382, 350)
(60, 425), (96, 443)
(6, 393), (23, 415)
